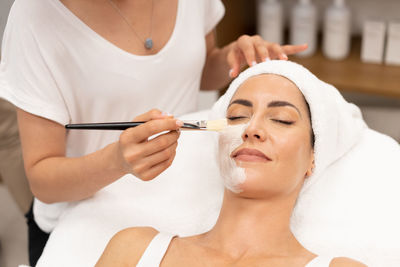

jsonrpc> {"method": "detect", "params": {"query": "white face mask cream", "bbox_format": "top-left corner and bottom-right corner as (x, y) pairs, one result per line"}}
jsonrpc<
(217, 123), (248, 193)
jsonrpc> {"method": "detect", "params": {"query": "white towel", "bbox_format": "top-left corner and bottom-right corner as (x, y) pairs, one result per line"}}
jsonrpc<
(34, 115), (400, 267)
(210, 60), (367, 195)
(291, 128), (400, 266)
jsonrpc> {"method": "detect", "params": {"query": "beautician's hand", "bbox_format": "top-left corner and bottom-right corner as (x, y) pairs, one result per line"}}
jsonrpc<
(227, 35), (308, 78)
(115, 109), (182, 181)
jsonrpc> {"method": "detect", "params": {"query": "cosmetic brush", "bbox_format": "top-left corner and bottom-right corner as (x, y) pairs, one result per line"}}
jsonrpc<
(65, 119), (227, 132)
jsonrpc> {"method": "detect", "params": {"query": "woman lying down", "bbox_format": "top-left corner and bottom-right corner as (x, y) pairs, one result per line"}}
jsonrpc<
(96, 61), (367, 267)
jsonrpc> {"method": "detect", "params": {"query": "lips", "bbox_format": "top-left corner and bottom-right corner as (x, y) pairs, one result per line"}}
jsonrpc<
(232, 148), (271, 162)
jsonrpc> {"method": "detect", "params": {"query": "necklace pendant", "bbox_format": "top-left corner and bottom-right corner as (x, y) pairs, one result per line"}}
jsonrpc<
(145, 38), (153, 50)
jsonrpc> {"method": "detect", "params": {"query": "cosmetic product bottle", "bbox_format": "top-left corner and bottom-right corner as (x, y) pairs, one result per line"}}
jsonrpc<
(385, 21), (400, 66)
(290, 0), (317, 57)
(257, 0), (283, 44)
(322, 0), (351, 60)
(361, 20), (386, 64)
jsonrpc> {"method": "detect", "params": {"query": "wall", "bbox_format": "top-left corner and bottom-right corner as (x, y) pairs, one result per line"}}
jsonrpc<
(0, 0), (14, 45)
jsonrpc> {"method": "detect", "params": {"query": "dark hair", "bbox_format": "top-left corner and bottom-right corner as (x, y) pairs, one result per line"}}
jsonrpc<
(304, 98), (315, 148)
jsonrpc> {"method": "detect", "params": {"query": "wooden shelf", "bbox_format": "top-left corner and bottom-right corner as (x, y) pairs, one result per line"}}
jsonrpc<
(290, 38), (400, 99)
(215, 0), (400, 99)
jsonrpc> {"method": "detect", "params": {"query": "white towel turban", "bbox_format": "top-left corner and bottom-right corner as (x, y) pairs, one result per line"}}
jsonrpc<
(210, 60), (367, 195)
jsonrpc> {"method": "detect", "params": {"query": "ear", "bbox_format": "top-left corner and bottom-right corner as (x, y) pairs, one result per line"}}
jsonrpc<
(305, 152), (315, 179)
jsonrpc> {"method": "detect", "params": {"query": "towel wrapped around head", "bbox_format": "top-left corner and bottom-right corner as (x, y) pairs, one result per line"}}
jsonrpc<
(210, 60), (367, 195)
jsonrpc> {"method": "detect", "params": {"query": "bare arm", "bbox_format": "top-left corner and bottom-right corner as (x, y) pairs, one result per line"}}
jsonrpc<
(200, 31), (233, 91)
(200, 31), (308, 91)
(330, 257), (368, 267)
(17, 109), (181, 203)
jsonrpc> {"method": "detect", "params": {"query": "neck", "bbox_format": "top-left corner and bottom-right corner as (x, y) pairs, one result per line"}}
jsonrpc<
(201, 189), (304, 259)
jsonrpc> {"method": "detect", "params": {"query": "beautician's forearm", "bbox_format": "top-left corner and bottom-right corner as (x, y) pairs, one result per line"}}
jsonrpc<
(28, 142), (125, 204)
(200, 40), (234, 91)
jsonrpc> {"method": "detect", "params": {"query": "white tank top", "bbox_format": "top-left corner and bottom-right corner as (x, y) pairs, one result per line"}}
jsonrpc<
(136, 233), (334, 267)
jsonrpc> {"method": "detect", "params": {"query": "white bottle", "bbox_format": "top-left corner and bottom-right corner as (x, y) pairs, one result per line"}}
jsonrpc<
(323, 0), (351, 60)
(257, 0), (283, 44)
(290, 0), (318, 57)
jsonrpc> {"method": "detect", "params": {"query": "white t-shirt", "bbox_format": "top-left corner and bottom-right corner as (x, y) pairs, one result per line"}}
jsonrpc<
(0, 0), (224, 233)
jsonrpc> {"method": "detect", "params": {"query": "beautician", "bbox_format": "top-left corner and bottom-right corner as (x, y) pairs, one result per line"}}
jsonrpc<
(0, 0), (306, 265)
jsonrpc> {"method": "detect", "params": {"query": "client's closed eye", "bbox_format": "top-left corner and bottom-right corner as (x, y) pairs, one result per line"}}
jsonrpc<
(271, 119), (294, 125)
(227, 116), (248, 121)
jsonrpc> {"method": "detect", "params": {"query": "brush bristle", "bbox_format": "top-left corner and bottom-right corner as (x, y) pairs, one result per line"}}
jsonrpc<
(206, 119), (228, 131)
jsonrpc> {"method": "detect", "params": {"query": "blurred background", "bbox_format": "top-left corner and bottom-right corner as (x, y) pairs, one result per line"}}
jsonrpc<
(0, 0), (399, 266)
(202, 0), (400, 144)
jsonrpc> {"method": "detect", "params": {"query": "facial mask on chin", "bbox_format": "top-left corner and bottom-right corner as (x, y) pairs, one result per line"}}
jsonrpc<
(217, 123), (248, 193)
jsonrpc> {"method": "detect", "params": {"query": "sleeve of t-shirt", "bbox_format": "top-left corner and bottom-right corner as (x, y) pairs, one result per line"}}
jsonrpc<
(203, 0), (225, 35)
(0, 1), (70, 126)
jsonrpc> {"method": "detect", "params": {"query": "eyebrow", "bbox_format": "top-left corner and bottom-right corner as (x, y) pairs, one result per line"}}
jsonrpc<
(228, 99), (302, 117)
(268, 101), (302, 117)
(228, 99), (252, 107)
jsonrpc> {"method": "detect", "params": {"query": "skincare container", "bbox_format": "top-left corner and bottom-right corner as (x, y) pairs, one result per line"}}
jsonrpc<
(257, 0), (284, 44)
(290, 0), (318, 57)
(322, 0), (351, 60)
(361, 20), (386, 64)
(385, 21), (400, 66)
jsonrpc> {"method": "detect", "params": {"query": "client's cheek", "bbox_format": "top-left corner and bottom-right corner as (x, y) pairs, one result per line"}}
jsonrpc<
(217, 124), (248, 193)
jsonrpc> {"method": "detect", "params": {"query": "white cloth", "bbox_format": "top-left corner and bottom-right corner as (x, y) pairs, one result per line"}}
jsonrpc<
(0, 0), (224, 233)
(136, 232), (335, 267)
(210, 60), (367, 196)
(24, 109), (400, 267)
(291, 129), (400, 266)
(136, 232), (176, 267)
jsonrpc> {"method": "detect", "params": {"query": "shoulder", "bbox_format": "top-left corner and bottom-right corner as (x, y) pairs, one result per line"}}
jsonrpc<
(95, 227), (158, 267)
(113, 226), (159, 243)
(5, 0), (57, 39)
(330, 257), (367, 267)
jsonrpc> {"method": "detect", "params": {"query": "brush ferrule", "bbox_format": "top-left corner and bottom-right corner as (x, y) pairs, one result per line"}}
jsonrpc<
(183, 120), (207, 129)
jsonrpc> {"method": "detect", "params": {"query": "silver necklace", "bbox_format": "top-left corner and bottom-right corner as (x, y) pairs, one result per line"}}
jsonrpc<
(107, 0), (154, 50)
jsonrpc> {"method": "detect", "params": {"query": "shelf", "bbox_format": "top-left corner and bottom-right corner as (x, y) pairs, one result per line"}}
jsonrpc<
(290, 38), (400, 99)
(215, 0), (400, 99)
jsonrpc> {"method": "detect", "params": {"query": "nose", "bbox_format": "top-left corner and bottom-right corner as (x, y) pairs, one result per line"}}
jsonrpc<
(242, 116), (266, 142)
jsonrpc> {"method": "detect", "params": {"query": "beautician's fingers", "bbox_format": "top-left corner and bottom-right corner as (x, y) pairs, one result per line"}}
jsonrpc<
(228, 35), (289, 78)
(131, 142), (178, 179)
(133, 108), (173, 122)
(227, 36), (310, 78)
(139, 153), (176, 181)
(120, 130), (179, 165)
(236, 35), (258, 67)
(124, 118), (182, 143)
(282, 43), (308, 56)
(254, 39), (270, 62)
(116, 111), (182, 179)
(140, 130), (180, 157)
(265, 42), (287, 60)
(227, 45), (242, 79)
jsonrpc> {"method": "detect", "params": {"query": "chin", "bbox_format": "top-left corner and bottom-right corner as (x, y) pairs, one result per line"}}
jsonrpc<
(237, 169), (288, 197)
(244, 167), (273, 183)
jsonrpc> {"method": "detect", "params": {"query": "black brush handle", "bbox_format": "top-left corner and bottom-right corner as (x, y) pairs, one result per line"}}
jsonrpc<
(65, 122), (145, 130)
(65, 121), (200, 130)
